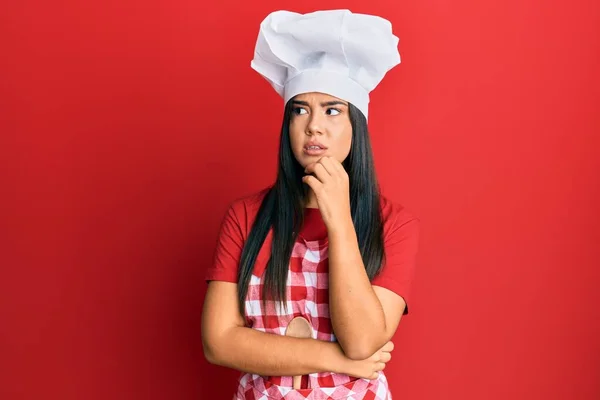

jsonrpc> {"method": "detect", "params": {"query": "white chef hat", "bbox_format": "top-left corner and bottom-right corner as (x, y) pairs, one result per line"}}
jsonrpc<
(250, 9), (401, 120)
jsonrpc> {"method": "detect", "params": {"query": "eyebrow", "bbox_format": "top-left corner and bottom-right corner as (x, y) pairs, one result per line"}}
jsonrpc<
(292, 100), (348, 107)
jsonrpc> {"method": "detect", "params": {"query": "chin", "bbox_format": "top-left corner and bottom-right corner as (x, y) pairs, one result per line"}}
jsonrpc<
(294, 152), (340, 166)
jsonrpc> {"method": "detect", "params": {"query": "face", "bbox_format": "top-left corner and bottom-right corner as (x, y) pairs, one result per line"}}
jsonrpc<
(288, 92), (352, 168)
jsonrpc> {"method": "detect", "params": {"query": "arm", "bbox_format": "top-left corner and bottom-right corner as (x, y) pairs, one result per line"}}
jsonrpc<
(202, 280), (349, 376)
(327, 222), (407, 360)
(303, 157), (419, 360)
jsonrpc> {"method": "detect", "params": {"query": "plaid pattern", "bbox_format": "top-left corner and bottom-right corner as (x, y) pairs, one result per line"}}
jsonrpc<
(235, 237), (391, 399)
(235, 373), (390, 400)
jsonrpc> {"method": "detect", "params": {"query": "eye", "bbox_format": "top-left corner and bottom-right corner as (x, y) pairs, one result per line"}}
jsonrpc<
(293, 107), (308, 115)
(326, 108), (341, 116)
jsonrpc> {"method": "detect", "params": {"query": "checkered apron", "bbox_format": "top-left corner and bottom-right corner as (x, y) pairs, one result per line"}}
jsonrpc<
(234, 235), (391, 400)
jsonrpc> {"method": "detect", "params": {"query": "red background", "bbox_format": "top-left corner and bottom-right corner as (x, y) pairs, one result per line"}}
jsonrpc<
(2, 0), (599, 399)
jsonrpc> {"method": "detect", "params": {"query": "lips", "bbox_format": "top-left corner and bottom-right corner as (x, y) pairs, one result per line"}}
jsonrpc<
(304, 141), (328, 150)
(303, 141), (328, 156)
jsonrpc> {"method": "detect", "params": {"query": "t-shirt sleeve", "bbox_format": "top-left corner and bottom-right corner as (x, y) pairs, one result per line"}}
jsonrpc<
(371, 215), (420, 315)
(205, 204), (245, 284)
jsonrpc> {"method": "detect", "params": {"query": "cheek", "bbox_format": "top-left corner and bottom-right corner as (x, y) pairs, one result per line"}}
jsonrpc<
(288, 124), (306, 158)
(334, 128), (353, 161)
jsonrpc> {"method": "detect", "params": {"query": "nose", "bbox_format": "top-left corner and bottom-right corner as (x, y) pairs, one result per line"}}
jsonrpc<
(306, 112), (325, 136)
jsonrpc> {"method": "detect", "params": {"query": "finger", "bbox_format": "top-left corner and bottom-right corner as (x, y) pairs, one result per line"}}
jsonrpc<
(319, 158), (349, 189)
(322, 157), (349, 183)
(305, 160), (330, 176)
(316, 156), (339, 176)
(302, 175), (324, 192)
(305, 162), (331, 183)
(328, 156), (347, 175)
(379, 351), (392, 363)
(370, 371), (380, 380)
(382, 341), (394, 352)
(376, 362), (386, 371)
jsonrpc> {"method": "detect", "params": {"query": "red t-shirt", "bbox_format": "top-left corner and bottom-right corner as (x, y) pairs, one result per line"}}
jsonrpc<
(206, 187), (420, 313)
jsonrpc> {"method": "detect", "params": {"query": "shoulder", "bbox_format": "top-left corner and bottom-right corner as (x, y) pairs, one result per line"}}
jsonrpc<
(224, 186), (272, 236)
(227, 185), (271, 215)
(379, 194), (420, 240)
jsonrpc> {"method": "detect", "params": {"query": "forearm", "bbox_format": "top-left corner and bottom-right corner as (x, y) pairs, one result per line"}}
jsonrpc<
(205, 326), (347, 376)
(328, 221), (388, 359)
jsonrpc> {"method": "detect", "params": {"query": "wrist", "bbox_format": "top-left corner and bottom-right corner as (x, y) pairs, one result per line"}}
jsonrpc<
(320, 341), (350, 374)
(326, 216), (355, 238)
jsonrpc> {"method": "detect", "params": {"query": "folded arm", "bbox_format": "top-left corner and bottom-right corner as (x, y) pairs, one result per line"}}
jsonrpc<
(201, 281), (348, 376)
(327, 217), (418, 360)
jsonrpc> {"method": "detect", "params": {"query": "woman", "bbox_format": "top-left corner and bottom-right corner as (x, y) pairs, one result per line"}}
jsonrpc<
(202, 10), (420, 400)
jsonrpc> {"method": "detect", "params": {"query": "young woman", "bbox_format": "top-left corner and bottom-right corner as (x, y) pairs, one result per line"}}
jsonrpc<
(201, 10), (420, 400)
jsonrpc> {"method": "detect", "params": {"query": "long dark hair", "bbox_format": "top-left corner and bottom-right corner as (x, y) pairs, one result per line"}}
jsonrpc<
(236, 99), (386, 314)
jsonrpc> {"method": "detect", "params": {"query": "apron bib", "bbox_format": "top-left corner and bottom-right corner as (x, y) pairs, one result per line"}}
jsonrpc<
(233, 237), (392, 400)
